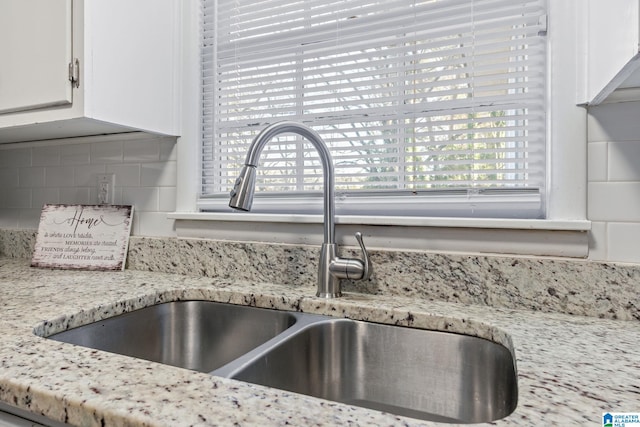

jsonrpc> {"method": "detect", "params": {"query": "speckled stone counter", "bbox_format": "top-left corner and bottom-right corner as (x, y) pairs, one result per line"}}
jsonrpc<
(1, 257), (639, 426)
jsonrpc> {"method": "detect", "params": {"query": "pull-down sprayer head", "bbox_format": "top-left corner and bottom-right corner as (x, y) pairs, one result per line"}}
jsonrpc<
(229, 165), (257, 211)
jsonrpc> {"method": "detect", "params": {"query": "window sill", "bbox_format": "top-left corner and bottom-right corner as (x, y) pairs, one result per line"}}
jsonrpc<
(169, 212), (589, 230)
(168, 212), (591, 258)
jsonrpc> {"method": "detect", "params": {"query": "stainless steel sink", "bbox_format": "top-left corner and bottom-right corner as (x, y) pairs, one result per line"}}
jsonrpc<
(47, 301), (517, 423)
(229, 319), (517, 424)
(48, 301), (297, 372)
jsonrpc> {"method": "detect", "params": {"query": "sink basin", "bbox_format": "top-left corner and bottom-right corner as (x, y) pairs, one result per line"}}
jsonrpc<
(49, 301), (297, 372)
(229, 319), (517, 424)
(46, 301), (517, 423)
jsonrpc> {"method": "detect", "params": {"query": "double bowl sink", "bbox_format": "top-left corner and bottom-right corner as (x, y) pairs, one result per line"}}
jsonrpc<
(48, 301), (517, 424)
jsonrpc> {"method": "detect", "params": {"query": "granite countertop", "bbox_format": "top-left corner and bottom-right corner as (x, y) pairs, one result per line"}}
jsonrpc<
(0, 257), (639, 427)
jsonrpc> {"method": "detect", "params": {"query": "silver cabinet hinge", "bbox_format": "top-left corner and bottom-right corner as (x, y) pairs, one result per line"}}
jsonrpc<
(68, 58), (80, 88)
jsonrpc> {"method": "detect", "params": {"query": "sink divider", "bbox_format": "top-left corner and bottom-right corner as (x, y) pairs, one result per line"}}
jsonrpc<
(209, 312), (332, 378)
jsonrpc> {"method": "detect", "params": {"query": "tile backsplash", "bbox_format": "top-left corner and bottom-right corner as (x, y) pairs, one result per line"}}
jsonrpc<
(588, 100), (640, 263)
(0, 133), (177, 236)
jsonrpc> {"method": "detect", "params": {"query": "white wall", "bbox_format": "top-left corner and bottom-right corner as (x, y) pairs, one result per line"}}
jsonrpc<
(588, 100), (640, 263)
(0, 134), (177, 237)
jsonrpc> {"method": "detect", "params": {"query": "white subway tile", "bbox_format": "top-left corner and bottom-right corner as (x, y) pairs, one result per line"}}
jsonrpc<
(141, 161), (177, 187)
(588, 142), (607, 182)
(124, 139), (160, 163)
(132, 212), (176, 237)
(74, 165), (106, 187)
(60, 187), (91, 205)
(158, 187), (177, 212)
(112, 187), (123, 205)
(4, 188), (31, 209)
(106, 164), (141, 187)
(588, 182), (640, 221)
(0, 209), (19, 227)
(587, 221), (607, 261)
(588, 101), (640, 142)
(91, 141), (123, 164)
(607, 222), (640, 263)
(32, 146), (60, 166)
(608, 141), (640, 181)
(122, 187), (158, 212)
(32, 188), (60, 208)
(0, 168), (19, 188)
(44, 166), (74, 188)
(19, 167), (45, 188)
(16, 208), (42, 229)
(159, 137), (178, 161)
(0, 148), (31, 168)
(60, 144), (91, 165)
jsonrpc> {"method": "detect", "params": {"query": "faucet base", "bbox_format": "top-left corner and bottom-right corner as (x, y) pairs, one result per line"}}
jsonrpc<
(317, 243), (340, 298)
(316, 290), (343, 299)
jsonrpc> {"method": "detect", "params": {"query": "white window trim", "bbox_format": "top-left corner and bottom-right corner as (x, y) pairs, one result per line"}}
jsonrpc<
(173, 0), (590, 257)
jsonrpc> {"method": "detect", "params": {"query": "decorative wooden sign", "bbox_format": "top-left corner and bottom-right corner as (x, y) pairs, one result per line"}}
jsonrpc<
(31, 204), (134, 271)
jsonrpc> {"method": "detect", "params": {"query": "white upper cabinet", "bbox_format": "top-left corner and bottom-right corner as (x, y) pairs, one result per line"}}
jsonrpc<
(0, 0), (73, 114)
(582, 0), (640, 105)
(0, 0), (180, 143)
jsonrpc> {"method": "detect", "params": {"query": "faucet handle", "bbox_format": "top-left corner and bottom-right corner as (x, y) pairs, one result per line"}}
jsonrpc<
(354, 232), (370, 280)
(328, 232), (371, 282)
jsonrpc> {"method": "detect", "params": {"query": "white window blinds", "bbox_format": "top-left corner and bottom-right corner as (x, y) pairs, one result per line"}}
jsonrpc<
(200, 0), (547, 218)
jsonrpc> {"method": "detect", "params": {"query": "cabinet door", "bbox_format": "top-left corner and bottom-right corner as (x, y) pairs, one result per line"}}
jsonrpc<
(0, 0), (73, 114)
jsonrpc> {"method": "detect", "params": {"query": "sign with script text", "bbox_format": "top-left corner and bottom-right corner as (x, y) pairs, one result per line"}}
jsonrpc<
(31, 204), (134, 271)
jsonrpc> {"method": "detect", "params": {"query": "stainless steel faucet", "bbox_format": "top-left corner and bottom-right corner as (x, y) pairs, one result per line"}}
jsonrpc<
(229, 121), (370, 298)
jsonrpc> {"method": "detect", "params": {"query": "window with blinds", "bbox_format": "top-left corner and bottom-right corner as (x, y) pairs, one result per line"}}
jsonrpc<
(200, 0), (547, 218)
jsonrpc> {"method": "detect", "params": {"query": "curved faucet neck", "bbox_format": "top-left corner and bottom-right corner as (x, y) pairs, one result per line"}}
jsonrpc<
(243, 121), (335, 244)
